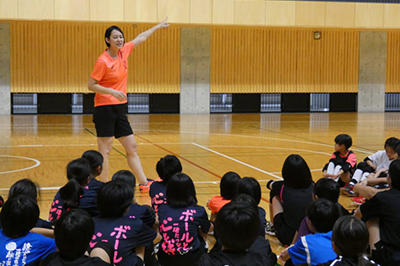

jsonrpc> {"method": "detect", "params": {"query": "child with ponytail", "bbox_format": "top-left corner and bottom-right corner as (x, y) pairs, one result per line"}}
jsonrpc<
(49, 158), (92, 223)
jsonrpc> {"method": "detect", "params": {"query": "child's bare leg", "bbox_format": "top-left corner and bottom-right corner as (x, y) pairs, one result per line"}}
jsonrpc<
(366, 217), (380, 255)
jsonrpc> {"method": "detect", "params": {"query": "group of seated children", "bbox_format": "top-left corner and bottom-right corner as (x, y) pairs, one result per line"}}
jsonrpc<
(1, 135), (400, 266)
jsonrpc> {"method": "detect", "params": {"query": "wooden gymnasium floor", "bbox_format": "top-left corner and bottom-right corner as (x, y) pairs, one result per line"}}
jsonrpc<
(1, 112), (399, 261)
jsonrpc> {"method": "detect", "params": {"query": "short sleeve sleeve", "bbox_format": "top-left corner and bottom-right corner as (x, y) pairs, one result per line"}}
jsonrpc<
(90, 59), (107, 81)
(360, 194), (381, 222)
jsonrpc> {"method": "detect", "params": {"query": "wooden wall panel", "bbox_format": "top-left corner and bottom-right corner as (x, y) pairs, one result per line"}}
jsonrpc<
(89, 0), (124, 22)
(211, 28), (359, 93)
(234, 0), (266, 26)
(212, 0), (235, 25)
(383, 4), (400, 29)
(157, 0), (190, 23)
(325, 2), (355, 28)
(386, 32), (400, 93)
(355, 3), (384, 28)
(295, 1), (326, 27)
(126, 0), (158, 23)
(190, 0), (212, 24)
(54, 0), (90, 21)
(19, 0), (54, 20)
(0, 0), (18, 19)
(10, 21), (180, 94)
(265, 1), (296, 26)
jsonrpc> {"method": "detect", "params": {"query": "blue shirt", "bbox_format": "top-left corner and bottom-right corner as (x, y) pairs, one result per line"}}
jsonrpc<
(289, 231), (336, 266)
(0, 230), (56, 266)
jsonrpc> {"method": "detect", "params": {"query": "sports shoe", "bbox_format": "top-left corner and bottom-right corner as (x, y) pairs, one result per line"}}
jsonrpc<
(352, 196), (365, 205)
(139, 179), (154, 193)
(373, 183), (390, 190)
(341, 183), (357, 197)
(265, 221), (276, 236)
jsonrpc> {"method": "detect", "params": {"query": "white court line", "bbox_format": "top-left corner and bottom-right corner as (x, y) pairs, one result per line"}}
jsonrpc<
(0, 155), (41, 174)
(192, 142), (283, 180)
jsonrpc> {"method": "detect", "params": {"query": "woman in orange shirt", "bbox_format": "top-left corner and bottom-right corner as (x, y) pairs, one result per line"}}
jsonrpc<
(88, 18), (169, 192)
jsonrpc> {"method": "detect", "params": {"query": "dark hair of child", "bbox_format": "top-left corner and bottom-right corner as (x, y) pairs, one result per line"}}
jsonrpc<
(59, 158), (92, 210)
(314, 178), (340, 203)
(166, 173), (197, 208)
(112, 170), (136, 192)
(334, 134), (352, 149)
(389, 159), (400, 190)
(384, 137), (400, 150)
(81, 150), (104, 177)
(104, 25), (125, 48)
(332, 216), (369, 259)
(307, 198), (339, 233)
(156, 155), (183, 183)
(8, 178), (39, 201)
(97, 181), (133, 218)
(282, 154), (312, 189)
(55, 209), (95, 261)
(1, 195), (39, 238)
(220, 172), (241, 200)
(215, 196), (260, 251)
(236, 177), (261, 205)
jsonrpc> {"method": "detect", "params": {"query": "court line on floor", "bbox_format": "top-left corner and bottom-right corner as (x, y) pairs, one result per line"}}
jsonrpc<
(0, 155), (41, 174)
(191, 142), (283, 180)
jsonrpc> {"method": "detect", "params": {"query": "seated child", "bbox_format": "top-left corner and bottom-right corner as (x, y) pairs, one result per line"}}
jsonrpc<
(318, 216), (377, 266)
(7, 178), (53, 230)
(112, 170), (158, 266)
(266, 154), (314, 245)
(322, 134), (357, 186)
(236, 177), (267, 237)
(80, 150), (105, 216)
(41, 209), (112, 266)
(279, 199), (339, 266)
(149, 155), (182, 214)
(293, 178), (350, 243)
(157, 173), (213, 266)
(355, 159), (400, 266)
(90, 181), (160, 266)
(342, 137), (399, 196)
(199, 195), (277, 266)
(0, 196), (56, 265)
(49, 158), (92, 223)
(112, 170), (156, 228)
(207, 171), (240, 222)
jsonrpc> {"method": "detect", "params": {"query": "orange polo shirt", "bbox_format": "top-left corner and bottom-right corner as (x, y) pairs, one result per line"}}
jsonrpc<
(90, 41), (134, 107)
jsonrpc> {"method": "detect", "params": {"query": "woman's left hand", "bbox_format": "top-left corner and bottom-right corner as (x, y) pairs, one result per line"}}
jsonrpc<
(158, 17), (170, 29)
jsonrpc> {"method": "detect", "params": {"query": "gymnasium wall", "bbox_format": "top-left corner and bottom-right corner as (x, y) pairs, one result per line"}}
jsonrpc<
(1, 0), (400, 29)
(1, 0), (400, 97)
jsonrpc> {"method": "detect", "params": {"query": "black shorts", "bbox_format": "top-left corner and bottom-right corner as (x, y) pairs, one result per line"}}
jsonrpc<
(274, 212), (295, 246)
(372, 240), (400, 266)
(93, 104), (133, 138)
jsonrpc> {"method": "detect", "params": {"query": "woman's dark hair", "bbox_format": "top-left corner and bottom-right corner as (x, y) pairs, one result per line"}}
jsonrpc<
(97, 181), (133, 218)
(236, 177), (261, 205)
(1, 196), (39, 238)
(112, 170), (136, 193)
(55, 209), (94, 261)
(220, 172), (241, 200)
(104, 25), (125, 48)
(215, 197), (260, 251)
(307, 198), (339, 233)
(156, 155), (182, 183)
(59, 158), (91, 210)
(314, 178), (340, 203)
(82, 150), (103, 178)
(335, 134), (352, 149)
(282, 154), (312, 189)
(8, 178), (39, 201)
(166, 173), (197, 208)
(389, 159), (400, 190)
(332, 216), (369, 259)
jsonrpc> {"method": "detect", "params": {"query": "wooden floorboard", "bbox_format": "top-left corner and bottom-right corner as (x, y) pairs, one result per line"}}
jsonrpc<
(1, 112), (399, 261)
